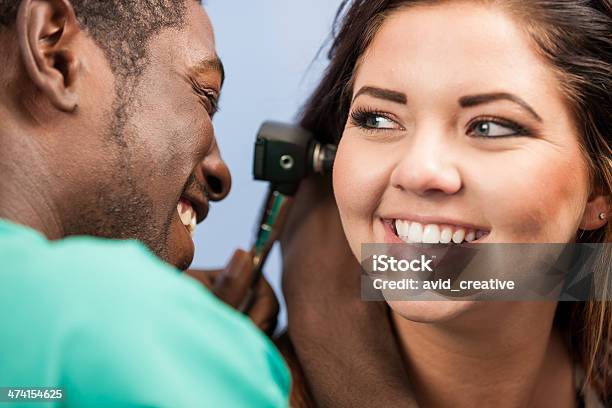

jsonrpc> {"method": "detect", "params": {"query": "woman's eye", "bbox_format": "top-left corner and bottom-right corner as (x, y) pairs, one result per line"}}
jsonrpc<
(351, 109), (399, 130)
(365, 115), (396, 129)
(468, 120), (528, 138)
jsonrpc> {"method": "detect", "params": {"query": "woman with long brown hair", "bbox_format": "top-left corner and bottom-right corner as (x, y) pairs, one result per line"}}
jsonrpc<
(281, 0), (612, 406)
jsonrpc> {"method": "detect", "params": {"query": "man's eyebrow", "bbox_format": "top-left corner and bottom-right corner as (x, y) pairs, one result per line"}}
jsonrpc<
(353, 86), (407, 105)
(192, 55), (225, 87)
(459, 92), (542, 122)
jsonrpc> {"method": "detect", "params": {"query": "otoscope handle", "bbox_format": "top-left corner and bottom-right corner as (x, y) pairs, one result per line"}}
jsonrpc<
(253, 188), (293, 267)
(239, 187), (293, 313)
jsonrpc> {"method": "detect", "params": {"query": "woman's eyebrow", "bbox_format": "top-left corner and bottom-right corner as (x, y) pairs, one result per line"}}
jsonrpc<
(459, 92), (542, 122)
(353, 86), (407, 104)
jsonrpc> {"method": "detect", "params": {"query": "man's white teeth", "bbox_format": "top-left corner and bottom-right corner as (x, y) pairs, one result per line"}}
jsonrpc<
(189, 214), (196, 236)
(177, 200), (197, 237)
(395, 220), (487, 244)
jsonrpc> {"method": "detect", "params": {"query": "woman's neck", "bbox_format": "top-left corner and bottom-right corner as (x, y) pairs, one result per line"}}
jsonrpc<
(391, 302), (575, 408)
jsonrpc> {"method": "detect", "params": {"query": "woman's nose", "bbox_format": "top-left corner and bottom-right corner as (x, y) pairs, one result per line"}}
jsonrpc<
(200, 142), (231, 201)
(390, 129), (462, 197)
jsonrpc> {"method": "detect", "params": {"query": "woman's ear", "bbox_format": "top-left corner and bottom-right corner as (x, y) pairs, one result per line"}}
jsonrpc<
(17, 0), (80, 112)
(579, 192), (611, 230)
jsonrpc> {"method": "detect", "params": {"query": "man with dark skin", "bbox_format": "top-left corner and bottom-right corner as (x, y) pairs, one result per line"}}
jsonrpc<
(0, 0), (226, 271)
(0, 0), (418, 406)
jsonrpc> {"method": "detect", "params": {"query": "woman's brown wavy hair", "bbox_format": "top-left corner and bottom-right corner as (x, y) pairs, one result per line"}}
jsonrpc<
(299, 0), (611, 402)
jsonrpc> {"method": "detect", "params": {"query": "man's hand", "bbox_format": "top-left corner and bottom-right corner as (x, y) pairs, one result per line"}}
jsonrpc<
(186, 250), (279, 335)
(281, 176), (419, 407)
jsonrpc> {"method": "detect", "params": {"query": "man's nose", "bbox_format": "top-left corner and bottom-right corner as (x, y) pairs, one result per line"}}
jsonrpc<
(200, 142), (231, 201)
(390, 127), (462, 197)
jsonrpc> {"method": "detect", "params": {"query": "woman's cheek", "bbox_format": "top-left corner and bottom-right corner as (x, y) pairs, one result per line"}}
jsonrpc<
(475, 148), (588, 243)
(333, 136), (392, 251)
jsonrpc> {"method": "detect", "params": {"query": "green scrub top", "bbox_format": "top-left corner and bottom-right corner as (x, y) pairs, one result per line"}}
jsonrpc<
(0, 219), (290, 407)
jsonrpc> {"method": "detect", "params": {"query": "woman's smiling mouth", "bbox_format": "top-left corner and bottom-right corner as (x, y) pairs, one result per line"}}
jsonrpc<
(382, 217), (490, 244)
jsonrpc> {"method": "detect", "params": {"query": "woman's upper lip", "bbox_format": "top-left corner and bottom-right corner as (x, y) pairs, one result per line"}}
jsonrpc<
(382, 214), (490, 232)
(181, 192), (209, 224)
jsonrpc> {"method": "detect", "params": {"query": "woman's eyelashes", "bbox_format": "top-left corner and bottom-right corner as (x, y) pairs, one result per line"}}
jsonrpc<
(349, 106), (532, 139)
(466, 116), (531, 138)
(349, 107), (403, 131)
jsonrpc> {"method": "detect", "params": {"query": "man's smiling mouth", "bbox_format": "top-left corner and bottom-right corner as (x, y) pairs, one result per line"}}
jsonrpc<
(384, 218), (490, 244)
(176, 191), (209, 238)
(177, 198), (197, 236)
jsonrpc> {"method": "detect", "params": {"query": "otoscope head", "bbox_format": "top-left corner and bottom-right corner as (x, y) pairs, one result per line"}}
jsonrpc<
(249, 122), (336, 287)
(253, 121), (336, 194)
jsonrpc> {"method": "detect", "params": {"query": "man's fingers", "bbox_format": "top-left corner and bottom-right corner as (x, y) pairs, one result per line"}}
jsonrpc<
(247, 276), (280, 335)
(213, 249), (254, 308)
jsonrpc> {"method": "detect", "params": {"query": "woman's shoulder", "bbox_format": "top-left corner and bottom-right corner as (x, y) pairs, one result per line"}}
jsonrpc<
(275, 332), (317, 408)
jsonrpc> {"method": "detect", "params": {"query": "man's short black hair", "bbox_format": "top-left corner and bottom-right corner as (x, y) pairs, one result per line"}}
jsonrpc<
(0, 0), (189, 78)
(1, 0), (201, 144)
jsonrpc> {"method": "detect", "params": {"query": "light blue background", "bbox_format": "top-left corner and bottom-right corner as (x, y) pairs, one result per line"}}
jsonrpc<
(192, 2), (343, 325)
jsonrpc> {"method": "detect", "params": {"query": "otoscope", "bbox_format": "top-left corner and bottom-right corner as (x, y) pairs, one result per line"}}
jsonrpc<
(241, 121), (336, 311)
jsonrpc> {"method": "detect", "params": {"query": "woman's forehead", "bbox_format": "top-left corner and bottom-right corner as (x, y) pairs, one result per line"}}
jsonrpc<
(354, 3), (555, 100)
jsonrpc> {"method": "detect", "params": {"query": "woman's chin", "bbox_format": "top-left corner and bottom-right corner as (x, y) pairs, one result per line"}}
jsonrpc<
(388, 300), (479, 323)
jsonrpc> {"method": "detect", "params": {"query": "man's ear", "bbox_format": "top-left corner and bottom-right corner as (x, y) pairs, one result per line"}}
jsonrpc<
(17, 0), (80, 112)
(579, 192), (611, 230)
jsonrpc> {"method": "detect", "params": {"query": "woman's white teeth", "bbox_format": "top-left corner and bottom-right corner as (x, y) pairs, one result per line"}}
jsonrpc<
(394, 220), (487, 244)
(422, 224), (440, 244)
(440, 227), (453, 244)
(177, 200), (197, 236)
(395, 220), (411, 236)
(452, 228), (465, 243)
(408, 222), (423, 242)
